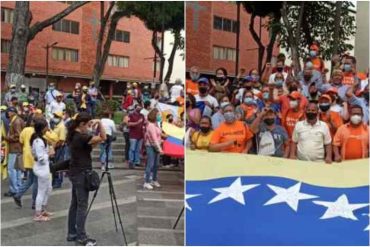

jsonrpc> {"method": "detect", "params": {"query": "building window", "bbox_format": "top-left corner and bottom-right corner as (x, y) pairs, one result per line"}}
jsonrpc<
(213, 46), (236, 61)
(52, 47), (79, 62)
(213, 15), (237, 33)
(107, 55), (129, 68)
(1, 39), (11, 53)
(52, 19), (79, 34)
(113, 30), (130, 43)
(1, 8), (14, 24)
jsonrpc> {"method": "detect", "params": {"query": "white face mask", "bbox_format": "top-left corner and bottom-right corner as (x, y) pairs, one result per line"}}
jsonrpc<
(350, 115), (362, 125)
(52, 117), (61, 124)
(289, 100), (298, 109)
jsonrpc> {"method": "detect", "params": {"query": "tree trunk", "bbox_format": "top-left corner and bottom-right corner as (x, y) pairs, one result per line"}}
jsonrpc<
(151, 31), (165, 83)
(5, 1), (88, 88)
(332, 1), (342, 56)
(164, 30), (181, 83)
(92, 1), (115, 87)
(281, 1), (304, 75)
(5, 2), (31, 88)
(249, 13), (265, 75)
(263, 19), (279, 75)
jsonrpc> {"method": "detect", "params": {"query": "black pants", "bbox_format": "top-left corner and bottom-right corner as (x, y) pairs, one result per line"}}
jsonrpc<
(67, 172), (89, 240)
(123, 132), (130, 161)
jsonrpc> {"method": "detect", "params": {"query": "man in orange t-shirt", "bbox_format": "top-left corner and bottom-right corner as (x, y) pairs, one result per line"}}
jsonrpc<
(342, 56), (359, 86)
(186, 66), (200, 95)
(282, 91), (305, 139)
(209, 104), (253, 153)
(333, 105), (369, 161)
(308, 44), (325, 73)
(318, 94), (343, 137)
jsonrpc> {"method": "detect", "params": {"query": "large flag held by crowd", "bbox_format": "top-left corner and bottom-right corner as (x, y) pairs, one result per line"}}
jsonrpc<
(186, 151), (369, 246)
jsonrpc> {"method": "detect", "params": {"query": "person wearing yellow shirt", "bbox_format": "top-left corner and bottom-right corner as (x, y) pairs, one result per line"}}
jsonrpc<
(13, 116), (59, 208)
(190, 116), (214, 151)
(50, 111), (67, 188)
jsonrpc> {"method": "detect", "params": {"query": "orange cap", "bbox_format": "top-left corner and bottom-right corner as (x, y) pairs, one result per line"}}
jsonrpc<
(326, 87), (338, 95)
(319, 94), (332, 103)
(310, 44), (319, 51)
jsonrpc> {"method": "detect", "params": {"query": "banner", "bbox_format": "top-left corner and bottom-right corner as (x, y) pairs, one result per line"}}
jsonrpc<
(186, 151), (369, 246)
(162, 122), (184, 158)
(156, 102), (183, 120)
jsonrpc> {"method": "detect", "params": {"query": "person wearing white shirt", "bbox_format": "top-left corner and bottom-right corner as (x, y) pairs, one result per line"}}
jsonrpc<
(290, 102), (332, 163)
(170, 79), (184, 102)
(100, 116), (117, 170)
(194, 78), (219, 115)
(140, 101), (151, 119)
(48, 92), (65, 120)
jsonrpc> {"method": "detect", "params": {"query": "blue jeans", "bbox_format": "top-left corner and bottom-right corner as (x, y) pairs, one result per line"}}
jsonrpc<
(53, 146), (66, 188)
(99, 142), (113, 164)
(15, 169), (38, 203)
(7, 153), (21, 194)
(129, 138), (143, 165)
(145, 146), (159, 183)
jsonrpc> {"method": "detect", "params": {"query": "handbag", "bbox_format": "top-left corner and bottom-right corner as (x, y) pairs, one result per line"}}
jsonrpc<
(84, 169), (100, 191)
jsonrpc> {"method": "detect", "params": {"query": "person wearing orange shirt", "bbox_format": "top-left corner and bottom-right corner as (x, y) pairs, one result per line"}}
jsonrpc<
(308, 44), (325, 73)
(186, 66), (200, 96)
(282, 91), (305, 140)
(318, 94), (343, 137)
(342, 56), (359, 86)
(333, 105), (369, 161)
(209, 104), (253, 153)
(277, 80), (308, 120)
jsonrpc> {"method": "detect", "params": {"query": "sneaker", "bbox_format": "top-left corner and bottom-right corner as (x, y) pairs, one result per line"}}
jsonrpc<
(3, 192), (15, 197)
(101, 165), (106, 172)
(66, 234), (77, 242)
(108, 163), (114, 169)
(76, 238), (97, 246)
(143, 183), (153, 190)
(151, 181), (161, 188)
(42, 210), (54, 217)
(13, 196), (22, 208)
(33, 214), (50, 222)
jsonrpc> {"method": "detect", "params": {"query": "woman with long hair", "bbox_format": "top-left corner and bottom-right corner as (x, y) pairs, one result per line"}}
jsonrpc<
(66, 112), (106, 246)
(143, 109), (164, 190)
(30, 118), (52, 222)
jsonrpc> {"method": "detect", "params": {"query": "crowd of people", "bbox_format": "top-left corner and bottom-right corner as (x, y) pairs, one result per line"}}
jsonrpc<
(1, 78), (184, 245)
(186, 43), (369, 163)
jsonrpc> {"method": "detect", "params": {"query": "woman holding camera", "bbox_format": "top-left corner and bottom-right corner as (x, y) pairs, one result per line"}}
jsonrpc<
(66, 112), (106, 246)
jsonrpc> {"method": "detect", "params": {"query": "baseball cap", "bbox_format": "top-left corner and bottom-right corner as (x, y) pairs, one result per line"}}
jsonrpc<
(82, 86), (88, 90)
(21, 84), (26, 89)
(242, 76), (253, 83)
(6, 107), (17, 113)
(288, 91), (301, 100)
(319, 94), (332, 103)
(310, 44), (319, 51)
(9, 84), (16, 89)
(56, 91), (63, 97)
(197, 77), (209, 85)
(53, 111), (64, 118)
(22, 102), (29, 107)
(326, 87), (338, 95)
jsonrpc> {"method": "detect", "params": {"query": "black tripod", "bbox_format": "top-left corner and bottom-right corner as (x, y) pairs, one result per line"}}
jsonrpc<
(86, 137), (128, 245)
(173, 206), (184, 229)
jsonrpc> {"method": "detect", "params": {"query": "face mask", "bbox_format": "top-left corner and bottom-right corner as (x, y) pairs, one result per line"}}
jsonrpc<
(306, 61), (313, 69)
(10, 88), (16, 93)
(49, 87), (55, 91)
(156, 115), (162, 123)
(262, 92), (269, 100)
(319, 103), (331, 112)
(289, 100), (298, 109)
(245, 85), (252, 90)
(306, 112), (317, 120)
(309, 50), (317, 57)
(275, 80), (283, 86)
(350, 115), (362, 125)
(251, 75), (260, 81)
(304, 74), (312, 81)
(199, 87), (208, 94)
(364, 92), (369, 102)
(343, 64), (352, 72)
(276, 67), (283, 72)
(52, 117), (61, 124)
(264, 118), (275, 126)
(224, 111), (236, 123)
(220, 102), (229, 109)
(215, 76), (225, 83)
(289, 86), (298, 93)
(244, 97), (254, 105)
(200, 126), (210, 133)
(190, 73), (200, 81)
(310, 91), (318, 98)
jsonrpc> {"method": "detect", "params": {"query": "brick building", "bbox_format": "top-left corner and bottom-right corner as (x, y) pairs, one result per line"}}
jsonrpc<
(1, 1), (158, 96)
(186, 1), (278, 77)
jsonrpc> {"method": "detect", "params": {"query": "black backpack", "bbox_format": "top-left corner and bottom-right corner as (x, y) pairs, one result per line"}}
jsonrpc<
(84, 170), (100, 191)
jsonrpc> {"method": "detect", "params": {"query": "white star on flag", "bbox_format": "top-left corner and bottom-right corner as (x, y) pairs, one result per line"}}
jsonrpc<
(185, 194), (201, 211)
(208, 177), (259, 205)
(313, 194), (369, 220)
(264, 182), (318, 212)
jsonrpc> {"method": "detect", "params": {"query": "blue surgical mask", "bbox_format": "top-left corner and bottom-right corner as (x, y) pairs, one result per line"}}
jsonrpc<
(244, 97), (254, 105)
(343, 64), (352, 72)
(309, 50), (317, 57)
(262, 92), (269, 100)
(224, 111), (236, 123)
(275, 80), (283, 87)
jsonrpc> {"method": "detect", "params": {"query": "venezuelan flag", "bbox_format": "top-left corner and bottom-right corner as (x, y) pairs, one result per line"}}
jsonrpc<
(162, 122), (184, 158)
(186, 151), (369, 246)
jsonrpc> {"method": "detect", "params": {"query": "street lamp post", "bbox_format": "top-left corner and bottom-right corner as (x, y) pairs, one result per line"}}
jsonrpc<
(43, 41), (58, 86)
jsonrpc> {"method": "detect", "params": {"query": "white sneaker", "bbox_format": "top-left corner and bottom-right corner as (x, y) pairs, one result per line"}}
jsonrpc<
(108, 163), (114, 169)
(151, 181), (161, 188)
(143, 183), (153, 190)
(101, 165), (106, 171)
